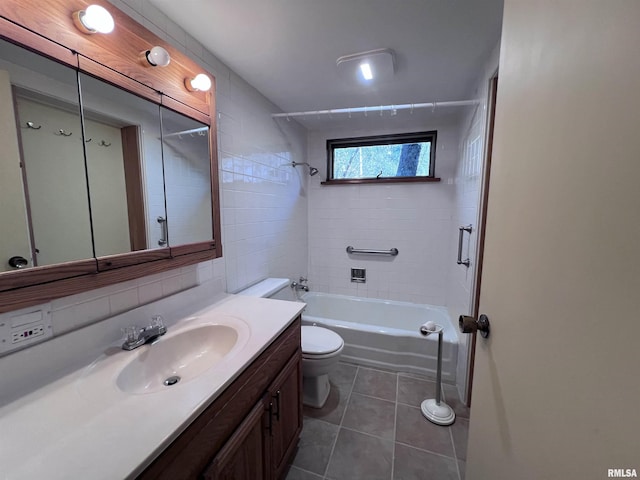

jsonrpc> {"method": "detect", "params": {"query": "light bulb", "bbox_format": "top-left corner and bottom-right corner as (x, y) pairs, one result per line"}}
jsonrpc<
(360, 62), (373, 80)
(74, 5), (114, 34)
(145, 46), (171, 67)
(186, 73), (212, 92)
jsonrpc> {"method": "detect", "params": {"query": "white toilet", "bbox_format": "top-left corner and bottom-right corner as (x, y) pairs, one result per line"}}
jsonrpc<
(236, 278), (344, 408)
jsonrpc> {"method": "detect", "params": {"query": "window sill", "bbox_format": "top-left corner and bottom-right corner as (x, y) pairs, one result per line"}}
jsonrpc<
(321, 177), (441, 186)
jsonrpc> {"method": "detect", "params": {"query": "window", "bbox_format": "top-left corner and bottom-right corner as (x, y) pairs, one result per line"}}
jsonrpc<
(325, 131), (438, 184)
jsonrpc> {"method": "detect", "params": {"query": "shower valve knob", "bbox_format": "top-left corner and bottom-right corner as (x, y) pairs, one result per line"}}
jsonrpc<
(459, 314), (490, 338)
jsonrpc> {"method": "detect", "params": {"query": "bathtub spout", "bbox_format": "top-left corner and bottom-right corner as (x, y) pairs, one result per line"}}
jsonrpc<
(291, 277), (309, 292)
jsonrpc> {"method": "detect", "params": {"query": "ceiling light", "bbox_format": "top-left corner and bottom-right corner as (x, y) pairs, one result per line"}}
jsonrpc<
(337, 48), (395, 84)
(143, 46), (171, 67)
(360, 63), (373, 80)
(73, 5), (115, 34)
(185, 73), (212, 92)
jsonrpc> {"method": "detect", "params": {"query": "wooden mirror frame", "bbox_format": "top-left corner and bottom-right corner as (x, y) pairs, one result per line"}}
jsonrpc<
(0, 0), (222, 313)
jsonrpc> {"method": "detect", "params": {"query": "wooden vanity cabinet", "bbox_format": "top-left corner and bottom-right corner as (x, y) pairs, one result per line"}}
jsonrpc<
(268, 352), (303, 479)
(138, 317), (302, 480)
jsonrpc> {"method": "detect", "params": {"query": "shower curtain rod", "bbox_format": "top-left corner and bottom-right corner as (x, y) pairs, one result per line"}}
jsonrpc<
(163, 126), (208, 138)
(271, 99), (480, 119)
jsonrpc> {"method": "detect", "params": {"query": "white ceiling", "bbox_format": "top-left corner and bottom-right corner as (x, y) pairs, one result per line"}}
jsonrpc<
(150, 0), (503, 127)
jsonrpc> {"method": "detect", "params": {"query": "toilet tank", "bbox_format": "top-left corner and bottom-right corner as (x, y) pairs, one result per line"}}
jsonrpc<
(236, 278), (298, 301)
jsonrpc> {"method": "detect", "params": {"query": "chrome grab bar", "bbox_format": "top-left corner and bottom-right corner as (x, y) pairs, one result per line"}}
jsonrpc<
(346, 246), (399, 256)
(157, 216), (168, 246)
(457, 225), (473, 267)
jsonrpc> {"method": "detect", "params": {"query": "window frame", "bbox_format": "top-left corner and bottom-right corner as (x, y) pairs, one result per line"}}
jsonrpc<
(323, 131), (440, 185)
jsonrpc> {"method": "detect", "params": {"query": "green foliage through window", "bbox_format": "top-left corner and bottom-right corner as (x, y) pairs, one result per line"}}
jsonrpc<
(328, 131), (436, 181)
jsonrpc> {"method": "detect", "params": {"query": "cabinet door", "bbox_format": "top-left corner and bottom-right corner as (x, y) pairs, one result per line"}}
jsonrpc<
(203, 397), (268, 480)
(268, 351), (303, 480)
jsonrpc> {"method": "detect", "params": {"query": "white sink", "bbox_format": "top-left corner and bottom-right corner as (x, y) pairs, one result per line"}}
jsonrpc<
(116, 324), (239, 394)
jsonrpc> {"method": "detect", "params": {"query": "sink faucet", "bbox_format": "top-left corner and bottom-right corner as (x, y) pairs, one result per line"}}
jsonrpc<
(122, 315), (167, 351)
(291, 276), (309, 292)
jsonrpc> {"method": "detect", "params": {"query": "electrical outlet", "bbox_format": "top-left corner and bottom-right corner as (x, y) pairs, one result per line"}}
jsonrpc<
(0, 304), (52, 355)
(11, 324), (46, 344)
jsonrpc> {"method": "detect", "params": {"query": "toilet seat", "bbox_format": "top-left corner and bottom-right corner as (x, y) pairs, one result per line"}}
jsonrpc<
(301, 326), (343, 356)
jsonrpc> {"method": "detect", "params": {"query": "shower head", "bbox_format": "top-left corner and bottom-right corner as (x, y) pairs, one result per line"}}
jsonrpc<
(291, 161), (319, 177)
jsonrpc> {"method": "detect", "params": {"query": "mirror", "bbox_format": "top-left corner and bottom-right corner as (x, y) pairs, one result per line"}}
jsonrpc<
(0, 38), (92, 271)
(160, 107), (213, 246)
(0, 0), (220, 312)
(0, 38), (217, 276)
(78, 73), (166, 256)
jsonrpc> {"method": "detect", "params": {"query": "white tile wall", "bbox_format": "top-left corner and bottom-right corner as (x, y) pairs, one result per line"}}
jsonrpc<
(0, 0), (309, 356)
(306, 120), (460, 305)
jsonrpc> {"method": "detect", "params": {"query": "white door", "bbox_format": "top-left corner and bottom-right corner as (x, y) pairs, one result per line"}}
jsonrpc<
(0, 72), (31, 271)
(467, 1), (640, 479)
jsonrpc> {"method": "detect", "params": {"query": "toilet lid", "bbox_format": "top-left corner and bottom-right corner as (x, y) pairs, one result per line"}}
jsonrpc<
(301, 326), (343, 355)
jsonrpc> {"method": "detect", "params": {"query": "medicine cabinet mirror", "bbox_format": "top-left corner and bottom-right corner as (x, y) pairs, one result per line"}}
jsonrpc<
(1, 39), (93, 270)
(0, 1), (221, 313)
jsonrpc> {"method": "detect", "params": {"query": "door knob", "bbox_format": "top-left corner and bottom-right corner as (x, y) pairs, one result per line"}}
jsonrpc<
(8, 256), (28, 269)
(459, 314), (490, 338)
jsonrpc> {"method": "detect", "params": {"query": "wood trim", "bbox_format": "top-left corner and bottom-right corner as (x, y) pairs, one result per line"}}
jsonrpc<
(161, 94), (210, 127)
(78, 56), (161, 105)
(321, 176), (441, 186)
(0, 17), (77, 68)
(121, 126), (147, 251)
(170, 241), (216, 258)
(96, 248), (170, 272)
(138, 318), (301, 480)
(466, 72), (499, 408)
(0, 250), (215, 313)
(0, 0), (211, 116)
(0, 259), (97, 293)
(208, 85), (223, 258)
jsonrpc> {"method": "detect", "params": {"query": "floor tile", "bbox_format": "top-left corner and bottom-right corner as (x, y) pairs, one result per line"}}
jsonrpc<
(442, 384), (470, 419)
(393, 443), (459, 480)
(326, 428), (393, 480)
(395, 404), (455, 457)
(303, 380), (349, 425)
(397, 376), (437, 408)
(342, 392), (396, 439)
(451, 418), (469, 461)
(330, 362), (358, 389)
(303, 363), (357, 424)
(285, 465), (324, 480)
(352, 367), (397, 402)
(292, 417), (340, 475)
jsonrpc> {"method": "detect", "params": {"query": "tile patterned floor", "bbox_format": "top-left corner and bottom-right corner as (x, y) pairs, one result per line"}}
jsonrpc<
(286, 363), (470, 480)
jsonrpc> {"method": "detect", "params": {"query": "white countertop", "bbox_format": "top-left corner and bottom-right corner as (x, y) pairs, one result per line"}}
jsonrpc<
(0, 294), (304, 480)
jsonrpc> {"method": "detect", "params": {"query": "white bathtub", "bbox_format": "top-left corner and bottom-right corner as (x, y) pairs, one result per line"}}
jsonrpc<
(300, 292), (458, 382)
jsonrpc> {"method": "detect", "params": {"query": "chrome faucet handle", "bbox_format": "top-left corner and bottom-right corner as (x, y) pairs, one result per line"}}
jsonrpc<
(123, 325), (141, 343)
(150, 315), (167, 334)
(122, 325), (145, 350)
(299, 276), (308, 283)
